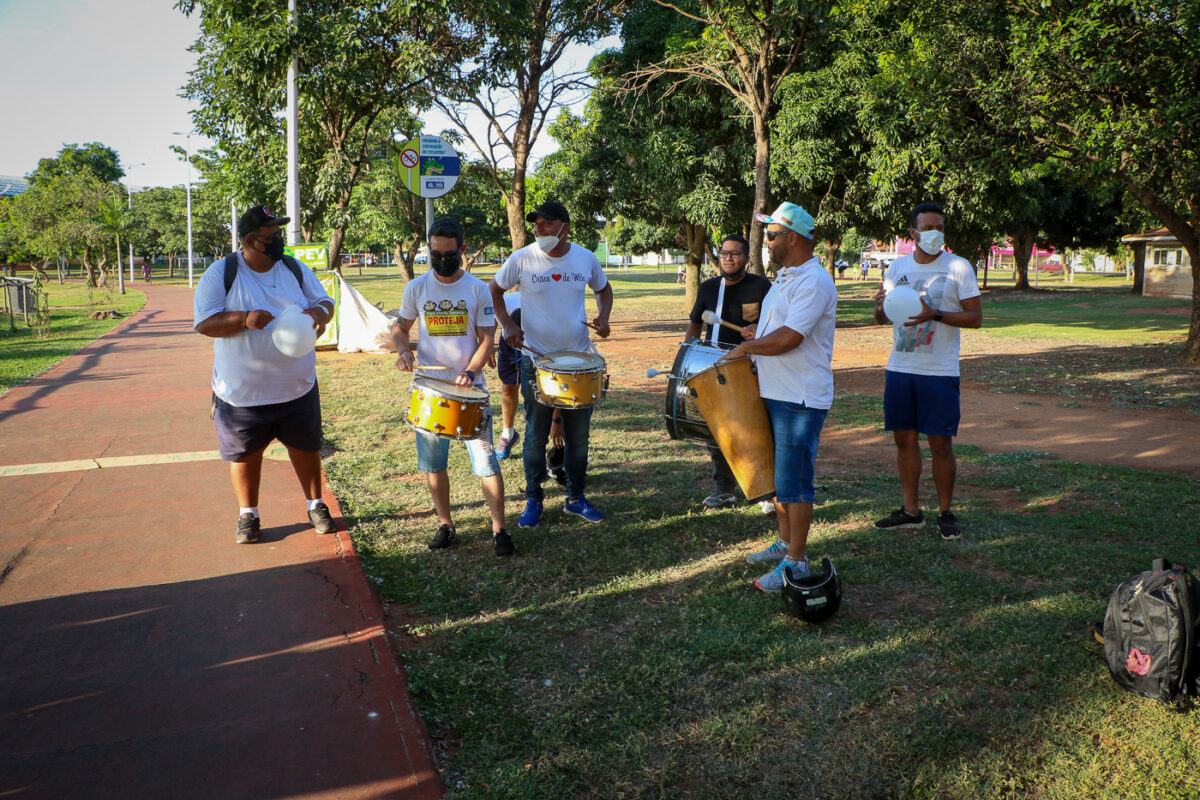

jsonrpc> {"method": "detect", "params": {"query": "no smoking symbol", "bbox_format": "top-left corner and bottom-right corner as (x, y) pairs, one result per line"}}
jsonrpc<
(400, 149), (418, 169)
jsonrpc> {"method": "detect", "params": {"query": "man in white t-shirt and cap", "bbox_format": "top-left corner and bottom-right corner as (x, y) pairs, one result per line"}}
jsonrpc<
(392, 216), (513, 556)
(489, 201), (614, 529)
(871, 202), (982, 540)
(722, 201), (837, 593)
(194, 205), (336, 545)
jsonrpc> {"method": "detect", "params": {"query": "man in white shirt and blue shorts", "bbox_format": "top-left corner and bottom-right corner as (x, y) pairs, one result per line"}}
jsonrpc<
(194, 206), (336, 545)
(392, 217), (513, 556)
(723, 202), (838, 593)
(871, 202), (983, 540)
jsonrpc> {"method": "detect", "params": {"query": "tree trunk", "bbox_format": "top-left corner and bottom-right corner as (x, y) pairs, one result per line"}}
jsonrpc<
(392, 242), (416, 282)
(681, 221), (706, 311)
(97, 251), (110, 289)
(1185, 240), (1200, 361)
(1129, 242), (1146, 295)
(168, 253), (176, 279)
(83, 245), (98, 288)
(115, 234), (125, 295)
(822, 238), (841, 277)
(328, 225), (346, 275)
(1010, 226), (1035, 291)
(505, 140), (532, 253)
(748, 112), (771, 276)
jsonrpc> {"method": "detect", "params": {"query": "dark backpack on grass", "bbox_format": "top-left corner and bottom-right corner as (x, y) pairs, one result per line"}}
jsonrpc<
(1103, 558), (1200, 709)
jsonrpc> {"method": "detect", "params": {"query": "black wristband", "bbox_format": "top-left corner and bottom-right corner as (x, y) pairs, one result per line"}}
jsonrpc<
(933, 311), (944, 322)
(461, 369), (475, 380)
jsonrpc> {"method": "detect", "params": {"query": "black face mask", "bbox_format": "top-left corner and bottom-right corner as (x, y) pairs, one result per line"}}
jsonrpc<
(430, 249), (462, 277)
(260, 235), (286, 262)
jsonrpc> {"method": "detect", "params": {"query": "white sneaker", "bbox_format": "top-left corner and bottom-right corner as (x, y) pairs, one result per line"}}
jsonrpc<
(759, 500), (776, 515)
(746, 538), (788, 563)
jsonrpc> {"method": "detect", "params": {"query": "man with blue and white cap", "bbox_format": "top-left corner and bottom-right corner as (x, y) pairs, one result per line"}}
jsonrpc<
(721, 202), (837, 592)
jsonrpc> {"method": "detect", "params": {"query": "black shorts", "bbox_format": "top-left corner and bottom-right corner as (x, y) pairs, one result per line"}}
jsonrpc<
(497, 307), (522, 386)
(214, 383), (323, 461)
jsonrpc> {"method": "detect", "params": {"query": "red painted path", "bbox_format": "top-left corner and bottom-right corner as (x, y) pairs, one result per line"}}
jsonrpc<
(0, 286), (442, 800)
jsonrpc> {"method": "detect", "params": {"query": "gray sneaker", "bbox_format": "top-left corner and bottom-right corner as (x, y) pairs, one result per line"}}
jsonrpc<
(235, 513), (261, 544)
(702, 491), (738, 510)
(746, 538), (789, 563)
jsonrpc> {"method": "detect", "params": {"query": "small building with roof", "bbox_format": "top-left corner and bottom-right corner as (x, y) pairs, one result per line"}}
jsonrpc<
(1121, 228), (1192, 299)
(1, 176), (30, 197)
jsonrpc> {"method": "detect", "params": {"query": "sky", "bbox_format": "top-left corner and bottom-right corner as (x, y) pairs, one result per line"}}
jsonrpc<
(0, 0), (609, 191)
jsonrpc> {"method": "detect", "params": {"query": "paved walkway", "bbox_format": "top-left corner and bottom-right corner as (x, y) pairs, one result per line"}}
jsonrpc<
(0, 286), (442, 800)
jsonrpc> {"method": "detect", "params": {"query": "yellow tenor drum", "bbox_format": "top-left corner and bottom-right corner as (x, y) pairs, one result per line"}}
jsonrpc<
(685, 356), (775, 502)
(533, 350), (608, 409)
(406, 376), (489, 440)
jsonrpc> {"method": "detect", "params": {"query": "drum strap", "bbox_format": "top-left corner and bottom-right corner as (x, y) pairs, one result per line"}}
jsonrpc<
(707, 279), (727, 345)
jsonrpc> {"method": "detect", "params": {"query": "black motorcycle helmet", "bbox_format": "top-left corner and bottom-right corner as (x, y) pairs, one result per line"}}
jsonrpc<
(781, 557), (842, 623)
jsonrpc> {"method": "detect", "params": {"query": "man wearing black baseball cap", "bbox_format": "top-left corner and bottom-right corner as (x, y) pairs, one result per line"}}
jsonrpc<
(193, 205), (337, 544)
(489, 200), (614, 529)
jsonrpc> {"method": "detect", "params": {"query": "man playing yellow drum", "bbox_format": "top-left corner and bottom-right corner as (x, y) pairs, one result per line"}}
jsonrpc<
(392, 217), (514, 556)
(722, 202), (837, 592)
(489, 201), (614, 528)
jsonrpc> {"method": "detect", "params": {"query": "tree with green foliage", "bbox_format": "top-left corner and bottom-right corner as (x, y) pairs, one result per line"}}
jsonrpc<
(177, 0), (457, 268)
(9, 173), (120, 287)
(625, 0), (836, 273)
(434, 0), (622, 251)
(29, 142), (124, 186)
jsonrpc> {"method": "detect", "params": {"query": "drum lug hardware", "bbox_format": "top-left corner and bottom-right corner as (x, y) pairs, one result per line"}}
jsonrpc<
(460, 403), (468, 410)
(559, 382), (569, 392)
(438, 399), (451, 408)
(456, 426), (463, 434)
(434, 424), (445, 432)
(717, 373), (727, 385)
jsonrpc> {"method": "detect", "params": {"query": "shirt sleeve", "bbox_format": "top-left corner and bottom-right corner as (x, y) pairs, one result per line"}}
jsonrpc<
(192, 259), (230, 327)
(954, 258), (982, 300)
(398, 280), (419, 323)
(299, 267), (333, 308)
(588, 254), (608, 293)
(493, 253), (519, 291)
(476, 282), (496, 328)
(688, 284), (709, 324)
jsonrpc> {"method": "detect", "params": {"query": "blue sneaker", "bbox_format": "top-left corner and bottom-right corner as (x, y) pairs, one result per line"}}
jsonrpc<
(746, 538), (788, 564)
(518, 498), (543, 528)
(755, 557), (807, 593)
(496, 430), (520, 461)
(563, 495), (605, 523)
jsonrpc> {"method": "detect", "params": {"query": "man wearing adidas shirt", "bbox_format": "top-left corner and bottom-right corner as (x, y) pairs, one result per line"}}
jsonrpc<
(489, 201), (614, 529)
(871, 202), (983, 540)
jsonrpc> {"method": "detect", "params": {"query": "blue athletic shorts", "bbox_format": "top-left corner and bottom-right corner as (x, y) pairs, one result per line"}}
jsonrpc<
(415, 408), (500, 477)
(883, 370), (961, 436)
(764, 398), (827, 504)
(497, 340), (521, 386)
(214, 383), (322, 461)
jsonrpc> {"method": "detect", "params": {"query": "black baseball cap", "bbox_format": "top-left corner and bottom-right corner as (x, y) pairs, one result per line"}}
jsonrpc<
(237, 205), (291, 238)
(525, 201), (570, 225)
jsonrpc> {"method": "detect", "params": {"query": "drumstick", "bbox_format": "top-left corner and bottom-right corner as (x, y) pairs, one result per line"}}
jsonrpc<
(414, 364), (452, 370)
(701, 310), (745, 335)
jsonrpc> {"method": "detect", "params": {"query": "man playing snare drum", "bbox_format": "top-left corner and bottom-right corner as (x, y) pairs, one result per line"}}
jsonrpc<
(489, 201), (614, 528)
(721, 203), (837, 592)
(684, 233), (771, 510)
(392, 217), (514, 556)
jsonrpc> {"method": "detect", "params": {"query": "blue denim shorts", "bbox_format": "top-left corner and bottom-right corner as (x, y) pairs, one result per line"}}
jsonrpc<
(884, 370), (960, 436)
(415, 408), (500, 477)
(764, 398), (827, 504)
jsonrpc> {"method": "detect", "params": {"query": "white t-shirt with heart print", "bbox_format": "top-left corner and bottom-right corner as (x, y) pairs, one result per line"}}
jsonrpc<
(492, 242), (608, 356)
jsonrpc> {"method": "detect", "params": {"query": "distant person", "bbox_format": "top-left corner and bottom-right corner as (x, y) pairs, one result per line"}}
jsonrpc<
(860, 259), (870, 280)
(872, 202), (983, 540)
(392, 216), (513, 556)
(193, 206), (336, 544)
(495, 288), (522, 461)
(684, 234), (770, 510)
(143, 263), (152, 285)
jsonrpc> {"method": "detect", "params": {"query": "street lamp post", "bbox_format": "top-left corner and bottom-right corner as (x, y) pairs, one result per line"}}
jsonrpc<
(121, 162), (144, 286)
(172, 131), (196, 288)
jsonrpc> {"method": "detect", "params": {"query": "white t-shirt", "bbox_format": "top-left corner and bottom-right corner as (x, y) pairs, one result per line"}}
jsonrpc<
(193, 253), (333, 407)
(492, 243), (607, 355)
(754, 258), (837, 409)
(398, 270), (495, 390)
(884, 251), (981, 376)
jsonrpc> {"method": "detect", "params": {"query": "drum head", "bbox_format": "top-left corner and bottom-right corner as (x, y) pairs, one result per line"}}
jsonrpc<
(536, 350), (605, 372)
(413, 375), (489, 401)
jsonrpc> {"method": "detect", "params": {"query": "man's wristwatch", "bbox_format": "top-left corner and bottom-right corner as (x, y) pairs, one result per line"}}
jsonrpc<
(933, 311), (944, 322)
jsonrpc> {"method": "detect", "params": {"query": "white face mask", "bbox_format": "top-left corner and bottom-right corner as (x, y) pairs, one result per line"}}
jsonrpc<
(535, 221), (565, 253)
(916, 229), (944, 255)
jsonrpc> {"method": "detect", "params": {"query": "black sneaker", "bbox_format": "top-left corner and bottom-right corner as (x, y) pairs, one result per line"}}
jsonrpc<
(235, 513), (261, 544)
(308, 502), (335, 534)
(874, 507), (925, 529)
(493, 528), (515, 557)
(937, 511), (961, 540)
(428, 523), (456, 550)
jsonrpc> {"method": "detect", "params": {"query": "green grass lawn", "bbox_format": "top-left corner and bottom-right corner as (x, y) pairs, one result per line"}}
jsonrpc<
(0, 281), (146, 395)
(318, 269), (1200, 800)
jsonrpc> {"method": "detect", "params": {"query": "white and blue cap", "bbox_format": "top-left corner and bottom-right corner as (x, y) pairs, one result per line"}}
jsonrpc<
(755, 202), (815, 239)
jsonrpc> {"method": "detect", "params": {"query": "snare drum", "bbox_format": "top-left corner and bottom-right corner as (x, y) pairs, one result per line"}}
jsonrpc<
(533, 351), (607, 408)
(407, 376), (489, 440)
(664, 340), (727, 444)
